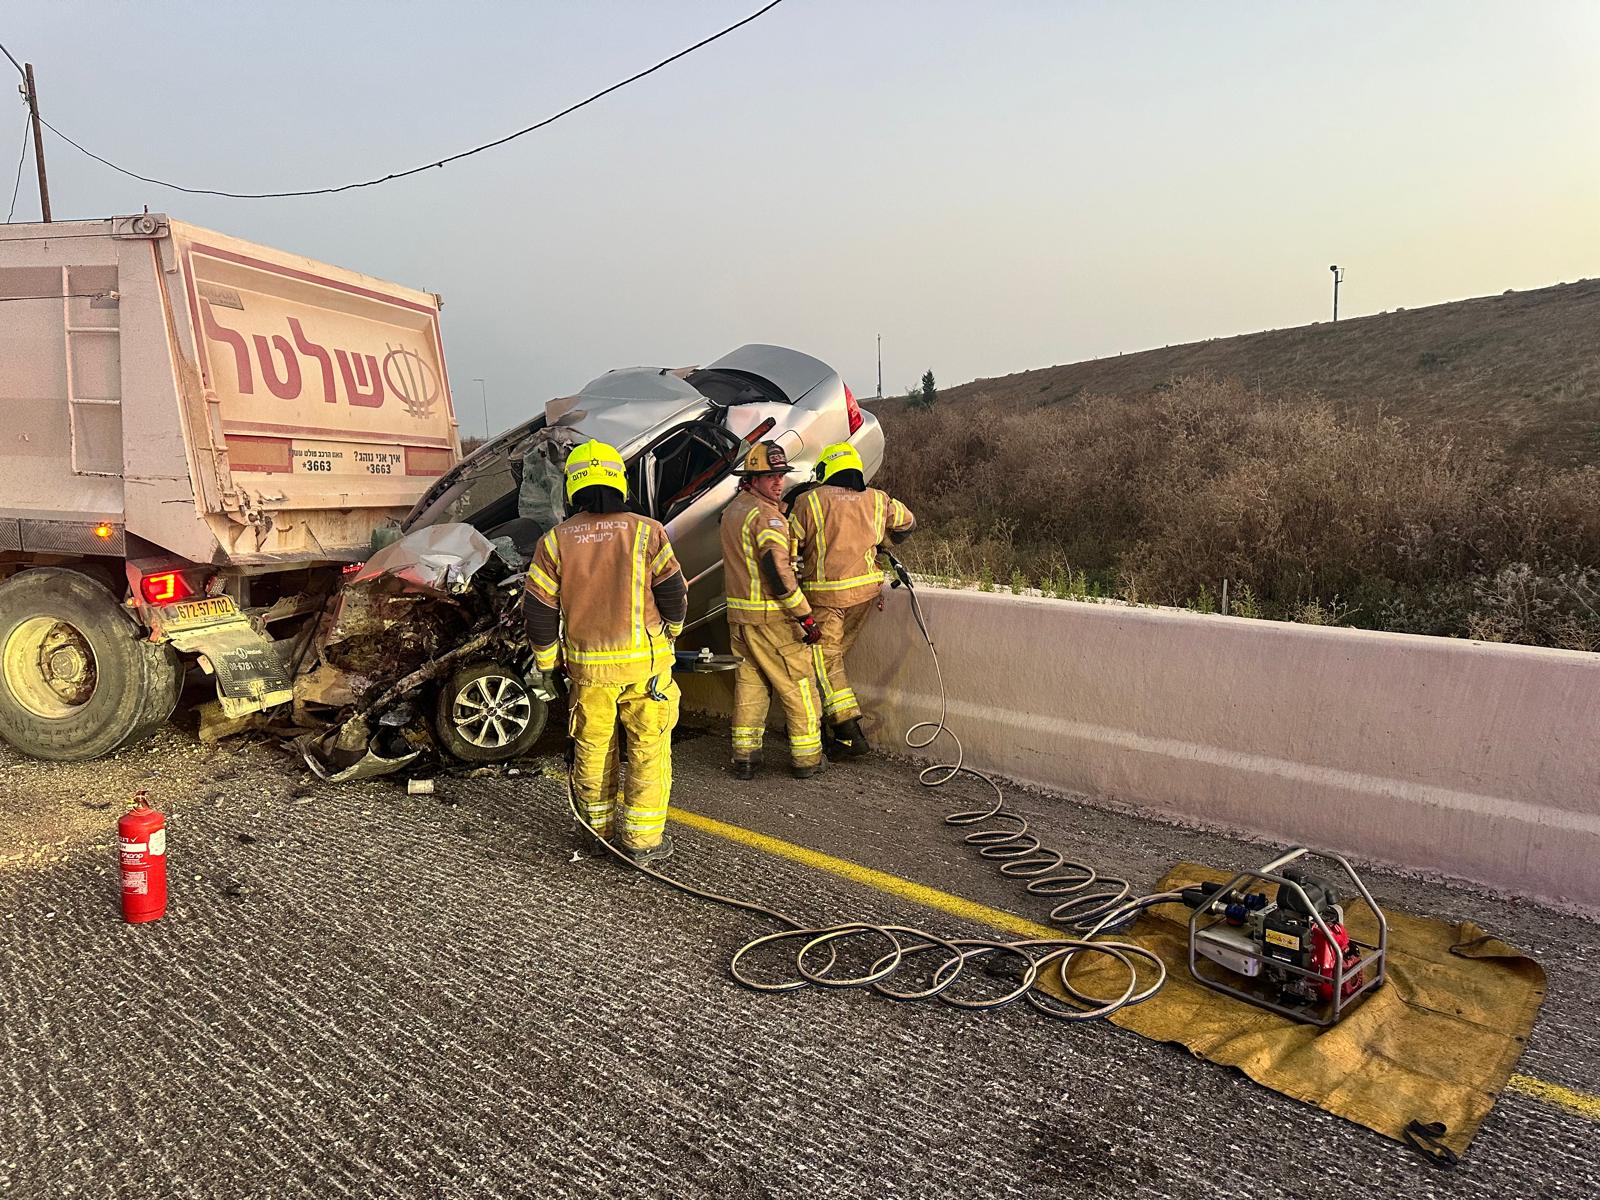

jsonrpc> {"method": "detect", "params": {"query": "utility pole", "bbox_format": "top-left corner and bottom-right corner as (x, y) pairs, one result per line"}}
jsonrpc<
(876, 333), (882, 400)
(473, 378), (489, 439)
(1329, 264), (1344, 322)
(2, 50), (49, 221)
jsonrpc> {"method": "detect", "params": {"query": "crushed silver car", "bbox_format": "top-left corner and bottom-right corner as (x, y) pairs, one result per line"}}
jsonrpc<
(297, 344), (884, 773)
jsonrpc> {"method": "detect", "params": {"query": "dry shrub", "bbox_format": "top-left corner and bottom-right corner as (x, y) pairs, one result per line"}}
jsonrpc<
(877, 377), (1600, 648)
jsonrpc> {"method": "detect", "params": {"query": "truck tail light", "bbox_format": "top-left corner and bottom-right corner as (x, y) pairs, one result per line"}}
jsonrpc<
(844, 384), (863, 435)
(141, 571), (194, 605)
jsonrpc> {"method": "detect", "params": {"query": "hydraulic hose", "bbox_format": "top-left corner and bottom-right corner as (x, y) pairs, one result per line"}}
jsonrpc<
(564, 571), (1176, 1020)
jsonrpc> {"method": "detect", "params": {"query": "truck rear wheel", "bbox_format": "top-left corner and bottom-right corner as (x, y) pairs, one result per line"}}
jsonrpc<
(0, 568), (182, 762)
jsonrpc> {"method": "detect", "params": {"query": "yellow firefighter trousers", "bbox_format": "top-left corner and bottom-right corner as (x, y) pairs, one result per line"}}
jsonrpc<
(809, 600), (874, 725)
(567, 676), (680, 851)
(729, 622), (823, 768)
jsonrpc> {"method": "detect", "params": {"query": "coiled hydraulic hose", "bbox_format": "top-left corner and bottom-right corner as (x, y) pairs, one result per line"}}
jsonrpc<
(567, 572), (1177, 1020)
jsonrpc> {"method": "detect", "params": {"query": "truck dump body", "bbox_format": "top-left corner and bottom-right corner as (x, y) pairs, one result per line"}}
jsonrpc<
(0, 215), (459, 566)
(0, 215), (461, 760)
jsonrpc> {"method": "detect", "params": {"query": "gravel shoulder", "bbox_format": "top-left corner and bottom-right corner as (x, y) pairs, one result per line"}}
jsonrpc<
(1, 720), (1596, 1200)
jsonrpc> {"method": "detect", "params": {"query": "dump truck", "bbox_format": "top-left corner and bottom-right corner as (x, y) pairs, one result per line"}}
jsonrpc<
(0, 214), (460, 761)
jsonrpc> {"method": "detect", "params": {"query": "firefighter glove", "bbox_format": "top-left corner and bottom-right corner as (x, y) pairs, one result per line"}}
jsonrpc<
(531, 670), (560, 703)
(798, 615), (823, 645)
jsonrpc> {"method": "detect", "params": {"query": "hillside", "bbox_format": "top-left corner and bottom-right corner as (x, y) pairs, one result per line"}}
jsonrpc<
(888, 277), (1600, 465)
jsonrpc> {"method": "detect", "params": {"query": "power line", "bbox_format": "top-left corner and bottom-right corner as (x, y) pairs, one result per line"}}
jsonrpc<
(5, 111), (27, 222)
(0, 1), (789, 201)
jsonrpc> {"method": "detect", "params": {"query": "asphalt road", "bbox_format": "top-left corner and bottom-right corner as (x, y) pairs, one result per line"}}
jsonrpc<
(2, 719), (1597, 1199)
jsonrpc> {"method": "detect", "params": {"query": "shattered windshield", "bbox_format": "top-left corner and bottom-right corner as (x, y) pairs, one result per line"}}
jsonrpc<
(407, 426), (544, 531)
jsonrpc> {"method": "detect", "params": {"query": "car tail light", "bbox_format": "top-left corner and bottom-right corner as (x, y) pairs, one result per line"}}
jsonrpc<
(140, 571), (194, 605)
(844, 384), (863, 435)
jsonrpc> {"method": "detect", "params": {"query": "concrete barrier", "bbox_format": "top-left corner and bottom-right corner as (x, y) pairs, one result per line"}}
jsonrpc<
(683, 587), (1600, 912)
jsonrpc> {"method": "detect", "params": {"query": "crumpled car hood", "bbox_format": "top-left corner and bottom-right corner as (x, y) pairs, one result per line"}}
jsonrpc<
(349, 523), (496, 595)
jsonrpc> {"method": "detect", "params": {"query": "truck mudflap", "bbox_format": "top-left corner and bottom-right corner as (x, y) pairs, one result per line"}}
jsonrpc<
(164, 621), (293, 718)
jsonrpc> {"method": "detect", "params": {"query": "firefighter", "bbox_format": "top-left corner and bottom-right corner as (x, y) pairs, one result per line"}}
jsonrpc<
(790, 442), (916, 757)
(524, 440), (687, 865)
(720, 441), (825, 780)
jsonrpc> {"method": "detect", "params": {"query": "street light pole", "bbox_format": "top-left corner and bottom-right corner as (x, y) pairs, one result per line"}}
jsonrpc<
(876, 333), (883, 401)
(473, 378), (489, 440)
(1329, 264), (1344, 322)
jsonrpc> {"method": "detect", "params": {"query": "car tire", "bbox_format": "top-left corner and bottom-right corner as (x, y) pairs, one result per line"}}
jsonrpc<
(433, 661), (547, 763)
(0, 567), (182, 762)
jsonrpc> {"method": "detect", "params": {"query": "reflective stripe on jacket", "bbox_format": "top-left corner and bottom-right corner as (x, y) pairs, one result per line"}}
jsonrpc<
(792, 484), (916, 609)
(525, 510), (685, 684)
(720, 491), (811, 625)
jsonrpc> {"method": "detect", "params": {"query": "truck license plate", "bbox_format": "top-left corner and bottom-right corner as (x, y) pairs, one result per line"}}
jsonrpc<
(162, 596), (241, 629)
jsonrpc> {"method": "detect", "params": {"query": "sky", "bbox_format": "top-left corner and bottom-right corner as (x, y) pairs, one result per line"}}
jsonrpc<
(6, 1), (1599, 436)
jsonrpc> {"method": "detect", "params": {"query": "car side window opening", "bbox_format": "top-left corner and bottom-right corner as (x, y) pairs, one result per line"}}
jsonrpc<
(636, 422), (744, 522)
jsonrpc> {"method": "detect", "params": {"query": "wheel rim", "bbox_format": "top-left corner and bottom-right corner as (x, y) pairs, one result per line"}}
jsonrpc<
(2, 616), (99, 720)
(450, 672), (533, 749)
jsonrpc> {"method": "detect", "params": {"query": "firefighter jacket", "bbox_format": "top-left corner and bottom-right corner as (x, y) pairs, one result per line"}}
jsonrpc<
(720, 489), (812, 626)
(524, 510), (687, 685)
(792, 484), (916, 609)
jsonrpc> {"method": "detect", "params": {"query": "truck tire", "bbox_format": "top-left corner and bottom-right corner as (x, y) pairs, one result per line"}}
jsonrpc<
(128, 635), (185, 743)
(433, 661), (548, 764)
(0, 568), (182, 762)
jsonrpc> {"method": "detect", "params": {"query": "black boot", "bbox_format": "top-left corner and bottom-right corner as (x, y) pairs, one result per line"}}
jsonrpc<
(831, 718), (870, 759)
(791, 757), (826, 780)
(625, 834), (675, 867)
(730, 760), (757, 781)
(568, 823), (609, 859)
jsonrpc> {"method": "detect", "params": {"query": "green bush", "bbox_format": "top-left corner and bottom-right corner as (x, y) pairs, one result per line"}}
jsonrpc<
(878, 377), (1600, 648)
(1231, 584), (1264, 620)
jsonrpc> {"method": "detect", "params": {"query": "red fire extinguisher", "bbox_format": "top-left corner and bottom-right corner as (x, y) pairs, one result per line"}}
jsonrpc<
(118, 790), (168, 923)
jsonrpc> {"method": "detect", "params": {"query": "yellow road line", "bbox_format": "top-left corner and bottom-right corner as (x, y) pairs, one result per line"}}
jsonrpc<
(668, 808), (1058, 940)
(1506, 1074), (1600, 1122)
(669, 805), (1600, 1126)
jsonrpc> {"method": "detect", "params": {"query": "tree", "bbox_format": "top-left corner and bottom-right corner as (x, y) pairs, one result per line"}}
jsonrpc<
(920, 369), (937, 408)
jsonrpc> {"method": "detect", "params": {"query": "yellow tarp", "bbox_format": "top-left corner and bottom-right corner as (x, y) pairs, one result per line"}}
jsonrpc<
(1054, 862), (1547, 1155)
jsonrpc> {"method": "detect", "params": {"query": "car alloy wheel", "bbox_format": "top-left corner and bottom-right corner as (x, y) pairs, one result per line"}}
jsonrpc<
(450, 670), (534, 750)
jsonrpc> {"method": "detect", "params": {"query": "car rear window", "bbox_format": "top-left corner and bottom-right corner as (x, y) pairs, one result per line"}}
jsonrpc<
(686, 368), (790, 408)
